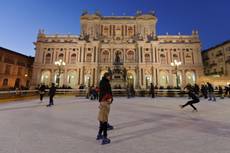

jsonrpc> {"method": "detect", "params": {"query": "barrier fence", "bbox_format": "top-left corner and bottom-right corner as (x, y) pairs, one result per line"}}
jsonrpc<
(0, 88), (224, 100)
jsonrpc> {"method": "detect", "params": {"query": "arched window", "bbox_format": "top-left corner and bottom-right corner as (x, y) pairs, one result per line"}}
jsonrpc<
(45, 53), (51, 64)
(160, 54), (166, 64)
(145, 54), (151, 62)
(86, 53), (92, 62)
(58, 53), (64, 61)
(172, 54), (179, 62)
(70, 54), (77, 64)
(41, 71), (51, 85)
(185, 53), (193, 64)
(186, 71), (196, 85)
(128, 27), (133, 36)
(159, 71), (169, 88)
(127, 51), (134, 62)
(102, 51), (109, 62)
(2, 79), (8, 86)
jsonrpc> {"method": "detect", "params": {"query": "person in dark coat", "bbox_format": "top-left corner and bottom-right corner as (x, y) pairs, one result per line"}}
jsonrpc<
(218, 86), (224, 99)
(201, 84), (208, 99)
(96, 72), (113, 145)
(180, 90), (200, 112)
(47, 83), (56, 107)
(207, 82), (216, 101)
(194, 84), (200, 95)
(149, 83), (155, 98)
(39, 84), (46, 102)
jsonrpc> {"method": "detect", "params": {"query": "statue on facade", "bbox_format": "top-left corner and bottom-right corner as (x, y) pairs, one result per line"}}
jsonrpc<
(115, 51), (121, 63)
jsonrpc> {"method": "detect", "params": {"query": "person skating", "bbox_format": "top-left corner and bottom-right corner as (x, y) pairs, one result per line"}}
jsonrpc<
(207, 82), (216, 101)
(39, 84), (46, 102)
(201, 84), (208, 99)
(180, 90), (200, 112)
(47, 83), (56, 107)
(96, 72), (113, 145)
(218, 86), (224, 99)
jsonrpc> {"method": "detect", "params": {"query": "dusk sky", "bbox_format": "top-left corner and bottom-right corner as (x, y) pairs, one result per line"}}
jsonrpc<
(0, 0), (230, 56)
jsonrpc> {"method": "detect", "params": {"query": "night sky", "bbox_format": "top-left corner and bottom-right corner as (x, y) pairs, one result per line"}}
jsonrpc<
(0, 0), (229, 56)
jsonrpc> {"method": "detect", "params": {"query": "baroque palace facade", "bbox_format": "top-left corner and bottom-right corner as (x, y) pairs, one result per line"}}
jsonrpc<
(32, 11), (203, 89)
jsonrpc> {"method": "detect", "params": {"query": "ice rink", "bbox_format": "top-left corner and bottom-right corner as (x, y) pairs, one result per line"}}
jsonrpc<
(0, 96), (230, 153)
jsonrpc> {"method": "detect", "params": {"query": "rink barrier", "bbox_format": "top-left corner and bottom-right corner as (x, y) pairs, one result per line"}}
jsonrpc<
(0, 89), (222, 99)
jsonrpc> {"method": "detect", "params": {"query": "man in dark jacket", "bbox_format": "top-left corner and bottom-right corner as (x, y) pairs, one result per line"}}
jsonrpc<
(47, 83), (56, 107)
(39, 84), (46, 102)
(180, 90), (200, 112)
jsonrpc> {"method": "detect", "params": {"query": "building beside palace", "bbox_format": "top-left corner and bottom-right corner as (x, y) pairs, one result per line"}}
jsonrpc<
(200, 40), (230, 86)
(202, 40), (230, 77)
(0, 47), (34, 90)
(32, 11), (203, 89)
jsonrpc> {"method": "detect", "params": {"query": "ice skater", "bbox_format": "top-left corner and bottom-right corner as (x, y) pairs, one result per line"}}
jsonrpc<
(47, 83), (56, 107)
(180, 89), (200, 112)
(96, 72), (113, 145)
(39, 84), (46, 102)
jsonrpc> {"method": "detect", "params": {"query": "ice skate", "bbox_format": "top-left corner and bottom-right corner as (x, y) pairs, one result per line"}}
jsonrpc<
(101, 137), (111, 145)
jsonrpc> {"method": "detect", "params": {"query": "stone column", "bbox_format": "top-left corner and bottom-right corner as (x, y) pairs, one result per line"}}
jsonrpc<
(81, 66), (85, 85)
(156, 69), (160, 87)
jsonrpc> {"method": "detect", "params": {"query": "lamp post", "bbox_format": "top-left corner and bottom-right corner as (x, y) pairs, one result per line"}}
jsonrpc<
(54, 59), (66, 87)
(171, 60), (182, 88)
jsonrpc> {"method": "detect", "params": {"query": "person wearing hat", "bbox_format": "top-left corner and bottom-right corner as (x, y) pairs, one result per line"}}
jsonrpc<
(96, 72), (113, 145)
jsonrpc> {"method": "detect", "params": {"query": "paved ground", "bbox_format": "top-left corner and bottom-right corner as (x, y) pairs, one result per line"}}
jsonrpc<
(0, 96), (230, 153)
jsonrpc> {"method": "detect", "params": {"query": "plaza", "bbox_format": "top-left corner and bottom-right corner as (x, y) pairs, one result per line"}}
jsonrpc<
(1, 96), (230, 153)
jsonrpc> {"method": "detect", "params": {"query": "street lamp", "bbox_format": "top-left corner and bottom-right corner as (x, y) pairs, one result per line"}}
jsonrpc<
(171, 60), (182, 88)
(54, 59), (66, 87)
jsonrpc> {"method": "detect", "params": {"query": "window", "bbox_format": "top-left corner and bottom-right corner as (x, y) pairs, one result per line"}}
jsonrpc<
(45, 53), (51, 64)
(58, 53), (64, 61)
(102, 51), (109, 62)
(86, 53), (92, 62)
(160, 54), (166, 64)
(127, 51), (135, 62)
(70, 54), (77, 64)
(17, 67), (22, 76)
(145, 54), (151, 62)
(4, 57), (14, 64)
(5, 65), (11, 75)
(2, 79), (8, 86)
(172, 54), (179, 61)
(185, 53), (192, 64)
